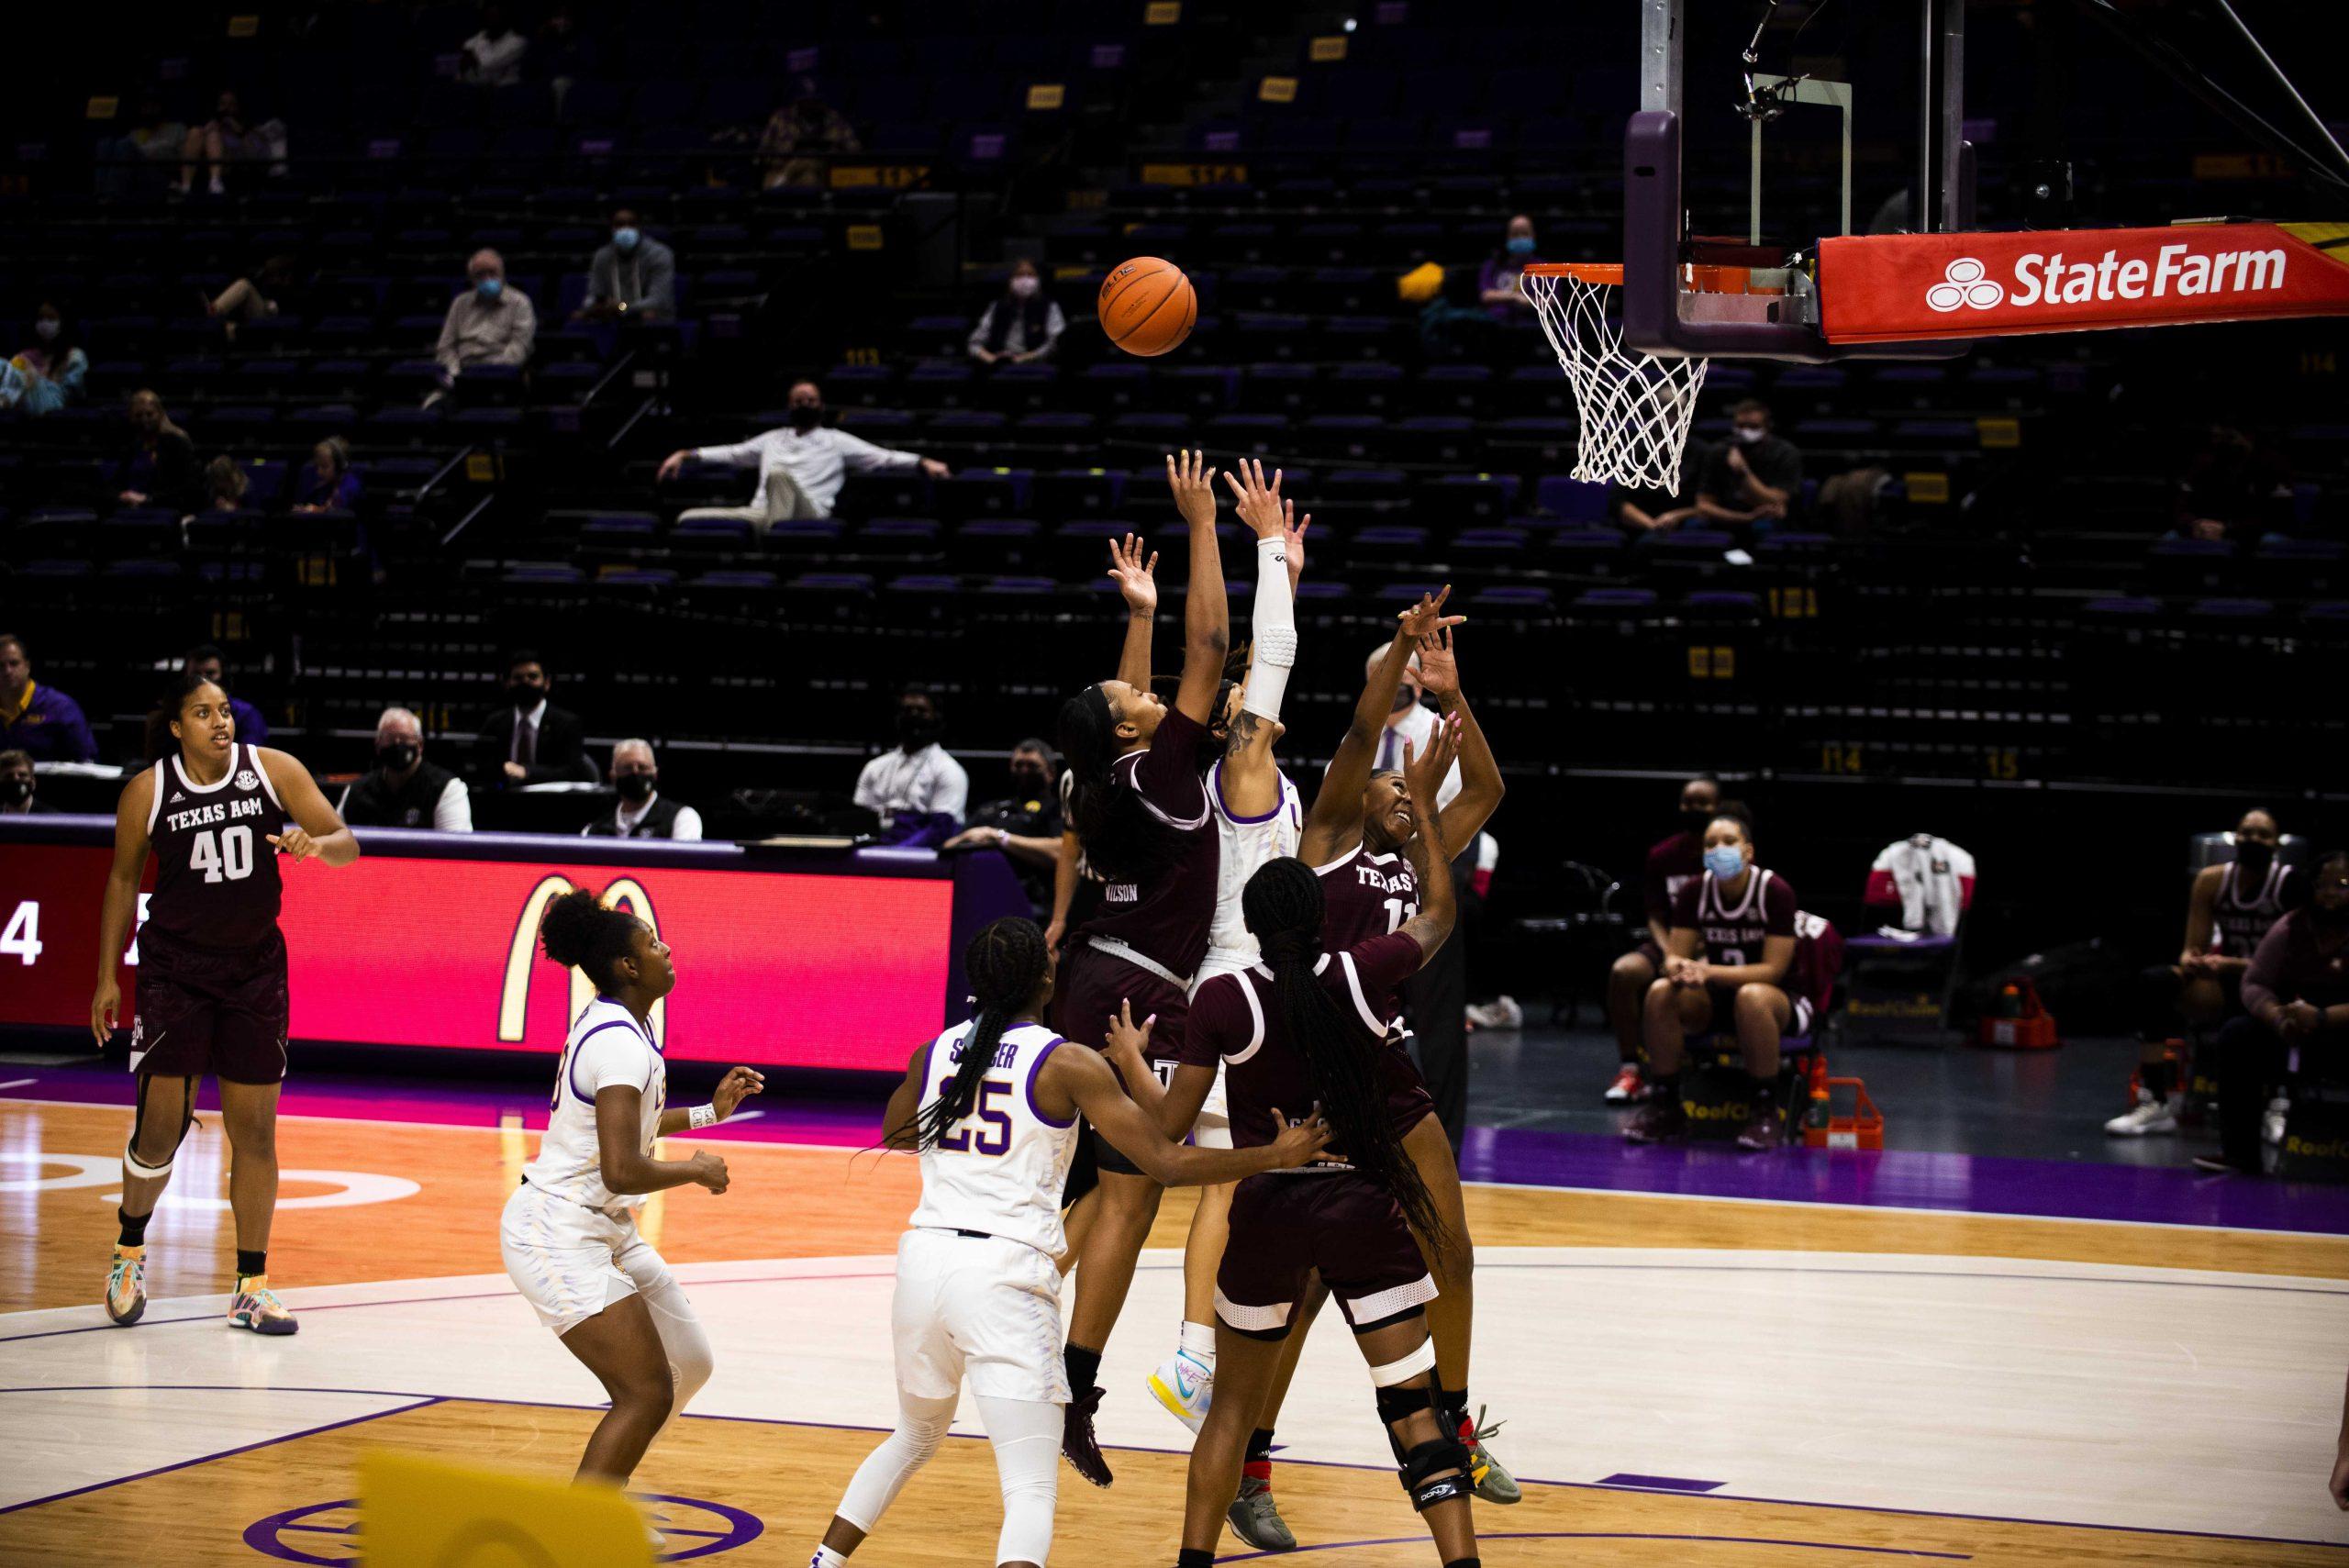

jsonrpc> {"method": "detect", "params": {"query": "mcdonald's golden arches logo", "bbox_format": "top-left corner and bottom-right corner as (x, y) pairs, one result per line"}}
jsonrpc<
(500, 875), (665, 1047)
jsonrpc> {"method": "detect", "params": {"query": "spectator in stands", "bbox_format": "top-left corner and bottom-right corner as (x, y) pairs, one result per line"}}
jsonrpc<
(431, 250), (536, 398)
(1696, 398), (1801, 527)
(583, 740), (703, 840)
(853, 686), (968, 849)
(942, 738), (1063, 911)
(1627, 809), (1800, 1151)
(460, 5), (529, 86)
(1363, 639), (1464, 801)
(656, 380), (949, 529)
(758, 84), (859, 189)
(2196, 851), (2349, 1176)
(96, 96), (187, 197)
(340, 706), (473, 830)
(0, 749), (54, 815)
(204, 255), (298, 344)
(537, 6), (596, 113)
(176, 90), (274, 197)
(2110, 807), (2298, 1138)
(198, 456), (250, 517)
(1606, 773), (1724, 1102)
(578, 210), (676, 322)
(0, 635), (99, 763)
(292, 438), (360, 513)
(1478, 214), (1542, 318)
(967, 260), (1066, 365)
(0, 303), (88, 416)
(116, 391), (196, 512)
(182, 644), (268, 744)
(2174, 424), (2293, 541)
(1613, 442), (1709, 536)
(473, 651), (591, 789)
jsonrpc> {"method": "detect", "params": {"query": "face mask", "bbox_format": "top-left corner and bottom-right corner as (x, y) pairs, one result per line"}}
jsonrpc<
(1389, 684), (1419, 715)
(1681, 806), (1715, 833)
(34, 319), (59, 341)
(897, 709), (940, 747)
(1704, 845), (1747, 880)
(1011, 765), (1046, 793)
(1733, 425), (1766, 444)
(2232, 841), (2275, 878)
(2313, 901), (2349, 931)
(475, 277), (504, 300)
(1506, 235), (1535, 256)
(0, 777), (31, 806)
(788, 404), (822, 433)
(616, 773), (656, 803)
(508, 682), (540, 710)
(376, 742), (419, 773)
(1008, 274), (1039, 298)
(613, 227), (640, 251)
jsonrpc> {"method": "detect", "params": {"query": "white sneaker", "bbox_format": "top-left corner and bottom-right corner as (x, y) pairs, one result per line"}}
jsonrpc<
(1145, 1349), (1213, 1434)
(2104, 1095), (2177, 1137)
(2263, 1096), (2289, 1148)
(1465, 995), (1524, 1030)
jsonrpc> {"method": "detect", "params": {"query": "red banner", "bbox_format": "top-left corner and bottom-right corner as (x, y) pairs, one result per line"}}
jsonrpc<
(1820, 223), (2349, 344)
(0, 844), (954, 1070)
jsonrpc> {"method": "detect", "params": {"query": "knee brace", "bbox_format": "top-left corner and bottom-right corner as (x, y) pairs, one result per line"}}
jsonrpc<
(1372, 1363), (1472, 1513)
(125, 1075), (196, 1181)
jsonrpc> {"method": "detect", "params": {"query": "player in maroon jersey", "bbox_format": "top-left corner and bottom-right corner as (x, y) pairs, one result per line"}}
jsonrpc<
(1625, 812), (1800, 1151)
(89, 672), (358, 1333)
(1604, 773), (1721, 1102)
(1161, 722), (1478, 1568)
(1047, 449), (1230, 1486)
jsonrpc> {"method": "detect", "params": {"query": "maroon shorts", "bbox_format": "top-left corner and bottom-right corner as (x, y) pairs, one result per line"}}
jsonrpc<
(130, 929), (289, 1084)
(1053, 943), (1190, 1178)
(1634, 937), (1665, 968)
(1380, 1034), (1436, 1140)
(1214, 1171), (1436, 1340)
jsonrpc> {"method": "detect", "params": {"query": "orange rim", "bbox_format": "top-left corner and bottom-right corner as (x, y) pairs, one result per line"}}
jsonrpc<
(1520, 262), (1623, 285)
(1519, 261), (1783, 296)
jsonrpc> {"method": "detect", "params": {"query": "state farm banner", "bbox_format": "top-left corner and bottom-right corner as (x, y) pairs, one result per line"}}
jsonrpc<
(1819, 223), (2349, 344)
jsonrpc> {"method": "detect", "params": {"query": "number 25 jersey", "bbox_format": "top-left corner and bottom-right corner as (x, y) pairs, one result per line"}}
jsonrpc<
(144, 742), (285, 950)
(908, 1020), (1080, 1257)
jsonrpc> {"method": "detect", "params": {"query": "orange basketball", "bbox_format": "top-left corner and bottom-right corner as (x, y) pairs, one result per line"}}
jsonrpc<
(1099, 256), (1196, 357)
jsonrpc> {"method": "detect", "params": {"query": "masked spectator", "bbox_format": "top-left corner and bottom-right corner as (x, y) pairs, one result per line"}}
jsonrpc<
(1696, 399), (1801, 527)
(0, 749), (55, 815)
(968, 260), (1066, 365)
(582, 740), (703, 840)
(432, 250), (536, 398)
(943, 739), (1063, 910)
(340, 707), (473, 830)
(657, 379), (948, 529)
(1479, 213), (1542, 318)
(0, 635), (99, 762)
(853, 686), (968, 849)
(473, 651), (590, 788)
(579, 210), (676, 321)
(0, 303), (87, 416)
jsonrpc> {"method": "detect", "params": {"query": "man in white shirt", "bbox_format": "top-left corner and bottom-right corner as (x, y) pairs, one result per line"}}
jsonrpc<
(582, 740), (703, 840)
(339, 707), (473, 831)
(656, 379), (949, 531)
(853, 686), (969, 849)
(1364, 639), (1464, 806)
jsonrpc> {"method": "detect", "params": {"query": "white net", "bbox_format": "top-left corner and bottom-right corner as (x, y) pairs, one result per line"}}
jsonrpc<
(1520, 270), (1709, 491)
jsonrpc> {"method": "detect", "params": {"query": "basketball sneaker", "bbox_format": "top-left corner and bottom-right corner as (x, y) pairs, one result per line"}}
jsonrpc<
(228, 1274), (298, 1335)
(1227, 1476), (1297, 1551)
(105, 1244), (147, 1327)
(1460, 1407), (1521, 1505)
(1146, 1349), (1214, 1434)
(2264, 1095), (2289, 1148)
(1604, 1062), (1645, 1103)
(1061, 1385), (1113, 1487)
(2104, 1094), (2177, 1137)
(1735, 1099), (1783, 1152)
(1624, 1096), (1687, 1143)
(1464, 995), (1524, 1030)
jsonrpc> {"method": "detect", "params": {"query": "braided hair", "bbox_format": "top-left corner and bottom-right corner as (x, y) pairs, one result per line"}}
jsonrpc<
(911, 916), (1052, 1151)
(539, 887), (640, 996)
(1241, 858), (1450, 1252)
(1057, 684), (1181, 884)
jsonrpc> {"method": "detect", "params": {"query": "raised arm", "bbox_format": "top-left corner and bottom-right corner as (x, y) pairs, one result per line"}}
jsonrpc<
(89, 770), (155, 1044)
(259, 749), (361, 868)
(1413, 626), (1505, 850)
(1042, 1040), (1329, 1186)
(1166, 450), (1230, 725)
(1298, 587), (1463, 864)
(1044, 828), (1081, 951)
(1216, 460), (1304, 816)
(1395, 720), (1464, 966)
(1106, 532), (1158, 691)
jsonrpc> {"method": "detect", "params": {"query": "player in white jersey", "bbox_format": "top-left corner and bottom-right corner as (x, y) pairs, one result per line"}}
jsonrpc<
(1147, 458), (1310, 1437)
(810, 917), (1328, 1568)
(498, 889), (763, 1506)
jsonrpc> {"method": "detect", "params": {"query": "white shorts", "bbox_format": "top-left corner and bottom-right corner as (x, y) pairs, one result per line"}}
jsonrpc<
(894, 1228), (1071, 1406)
(500, 1182), (676, 1336)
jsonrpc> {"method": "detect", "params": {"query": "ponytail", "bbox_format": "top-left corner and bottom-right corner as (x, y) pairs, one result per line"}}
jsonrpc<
(1056, 684), (1179, 884)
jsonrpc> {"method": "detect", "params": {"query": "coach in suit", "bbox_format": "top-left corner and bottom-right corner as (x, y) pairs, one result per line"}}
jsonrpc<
(473, 650), (594, 789)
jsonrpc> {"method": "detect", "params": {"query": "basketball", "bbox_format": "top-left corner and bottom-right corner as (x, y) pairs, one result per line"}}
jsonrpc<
(1099, 256), (1196, 357)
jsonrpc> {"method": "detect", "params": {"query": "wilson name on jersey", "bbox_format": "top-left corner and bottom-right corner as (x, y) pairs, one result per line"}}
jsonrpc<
(909, 1020), (1080, 1258)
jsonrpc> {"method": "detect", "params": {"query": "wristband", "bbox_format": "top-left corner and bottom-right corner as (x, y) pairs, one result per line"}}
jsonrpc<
(689, 1103), (718, 1130)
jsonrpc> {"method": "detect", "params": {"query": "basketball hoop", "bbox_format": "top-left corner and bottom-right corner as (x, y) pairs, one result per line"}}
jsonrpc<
(1520, 262), (1708, 491)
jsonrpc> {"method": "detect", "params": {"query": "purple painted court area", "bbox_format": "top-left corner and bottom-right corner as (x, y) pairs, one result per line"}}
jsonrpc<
(9, 1065), (2349, 1233)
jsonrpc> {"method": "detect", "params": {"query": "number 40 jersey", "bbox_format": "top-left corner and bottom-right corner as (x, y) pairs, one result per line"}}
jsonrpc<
(907, 1019), (1081, 1258)
(144, 741), (285, 950)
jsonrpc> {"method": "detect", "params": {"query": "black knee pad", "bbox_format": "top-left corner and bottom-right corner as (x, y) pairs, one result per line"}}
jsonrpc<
(1398, 1435), (1475, 1512)
(126, 1074), (196, 1179)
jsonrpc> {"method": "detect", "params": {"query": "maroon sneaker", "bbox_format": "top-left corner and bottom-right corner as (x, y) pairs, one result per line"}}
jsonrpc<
(1624, 1095), (1687, 1143)
(1735, 1098), (1783, 1151)
(1062, 1384), (1114, 1487)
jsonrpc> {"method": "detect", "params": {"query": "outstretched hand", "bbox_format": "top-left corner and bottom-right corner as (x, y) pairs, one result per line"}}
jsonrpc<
(1415, 624), (1461, 700)
(712, 1066), (766, 1120)
(1223, 457), (1287, 541)
(1107, 532), (1160, 615)
(1283, 501), (1310, 593)
(1166, 450), (1219, 528)
(1397, 584), (1465, 643)
(1401, 713), (1464, 806)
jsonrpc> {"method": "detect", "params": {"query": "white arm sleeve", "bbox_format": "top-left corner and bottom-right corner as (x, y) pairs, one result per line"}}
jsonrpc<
(670, 805), (704, 841)
(695, 434), (767, 468)
(928, 753), (970, 824)
(1242, 535), (1296, 722)
(435, 777), (474, 832)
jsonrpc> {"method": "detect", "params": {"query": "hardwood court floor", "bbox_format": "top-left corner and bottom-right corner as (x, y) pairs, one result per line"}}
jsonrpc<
(2, 1097), (2346, 1564)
